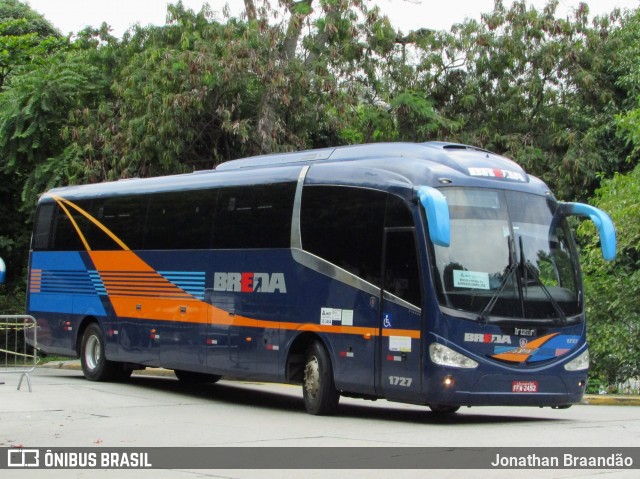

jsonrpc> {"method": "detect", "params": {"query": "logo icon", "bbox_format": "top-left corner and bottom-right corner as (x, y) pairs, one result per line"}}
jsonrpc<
(8, 449), (40, 468)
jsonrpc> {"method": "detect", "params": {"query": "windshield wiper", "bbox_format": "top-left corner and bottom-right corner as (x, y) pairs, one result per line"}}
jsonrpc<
(518, 247), (568, 325)
(478, 237), (517, 323)
(478, 236), (568, 325)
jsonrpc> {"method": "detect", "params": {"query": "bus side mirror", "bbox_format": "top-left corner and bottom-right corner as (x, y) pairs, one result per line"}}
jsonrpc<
(0, 257), (5, 284)
(417, 186), (450, 247)
(563, 202), (616, 261)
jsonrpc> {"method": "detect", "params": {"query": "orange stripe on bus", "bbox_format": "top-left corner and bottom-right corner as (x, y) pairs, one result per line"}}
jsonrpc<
(105, 295), (418, 339)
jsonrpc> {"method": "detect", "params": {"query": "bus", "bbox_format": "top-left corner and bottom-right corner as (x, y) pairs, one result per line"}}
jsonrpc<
(26, 142), (616, 415)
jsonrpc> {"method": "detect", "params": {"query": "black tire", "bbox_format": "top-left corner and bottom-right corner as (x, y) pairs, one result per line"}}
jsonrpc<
(174, 370), (222, 384)
(80, 323), (128, 382)
(429, 404), (460, 415)
(302, 341), (340, 415)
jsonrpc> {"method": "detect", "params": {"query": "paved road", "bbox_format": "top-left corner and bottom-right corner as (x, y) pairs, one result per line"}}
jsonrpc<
(1, 367), (638, 478)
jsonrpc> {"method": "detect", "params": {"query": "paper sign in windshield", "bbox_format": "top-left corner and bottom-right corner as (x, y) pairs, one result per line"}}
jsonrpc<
(454, 270), (490, 290)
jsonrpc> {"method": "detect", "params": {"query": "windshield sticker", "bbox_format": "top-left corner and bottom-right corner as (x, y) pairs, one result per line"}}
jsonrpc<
(454, 270), (490, 290)
(468, 167), (526, 182)
(389, 336), (412, 352)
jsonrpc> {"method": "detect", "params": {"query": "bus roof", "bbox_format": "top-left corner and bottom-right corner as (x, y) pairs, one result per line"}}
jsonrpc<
(42, 142), (551, 202)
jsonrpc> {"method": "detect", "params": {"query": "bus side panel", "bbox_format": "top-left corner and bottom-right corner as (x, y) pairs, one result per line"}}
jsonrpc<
(29, 247), (382, 397)
(28, 251), (109, 356)
(279, 256), (379, 396)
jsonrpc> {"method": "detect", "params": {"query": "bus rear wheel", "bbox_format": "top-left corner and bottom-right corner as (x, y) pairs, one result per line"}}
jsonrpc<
(80, 323), (131, 381)
(302, 341), (340, 415)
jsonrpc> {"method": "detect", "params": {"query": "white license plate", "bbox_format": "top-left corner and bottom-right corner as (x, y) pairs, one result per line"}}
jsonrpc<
(512, 381), (538, 393)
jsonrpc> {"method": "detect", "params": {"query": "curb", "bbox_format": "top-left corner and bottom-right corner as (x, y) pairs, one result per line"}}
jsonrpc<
(581, 395), (640, 406)
(39, 361), (640, 406)
(40, 360), (175, 378)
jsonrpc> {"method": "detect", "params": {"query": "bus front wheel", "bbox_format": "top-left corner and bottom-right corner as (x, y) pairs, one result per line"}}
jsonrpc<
(302, 342), (340, 415)
(80, 323), (131, 381)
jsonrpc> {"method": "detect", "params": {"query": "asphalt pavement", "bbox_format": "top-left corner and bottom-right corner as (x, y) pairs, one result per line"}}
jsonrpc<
(34, 359), (640, 406)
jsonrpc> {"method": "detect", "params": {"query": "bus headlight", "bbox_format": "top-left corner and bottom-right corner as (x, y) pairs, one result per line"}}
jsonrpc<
(429, 343), (478, 369)
(564, 349), (589, 371)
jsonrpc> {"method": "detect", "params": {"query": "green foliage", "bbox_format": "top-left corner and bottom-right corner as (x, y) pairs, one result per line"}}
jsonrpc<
(0, 52), (102, 204)
(579, 165), (640, 384)
(615, 10), (640, 163)
(0, 0), (62, 87)
(0, 0), (62, 303)
(407, 0), (634, 200)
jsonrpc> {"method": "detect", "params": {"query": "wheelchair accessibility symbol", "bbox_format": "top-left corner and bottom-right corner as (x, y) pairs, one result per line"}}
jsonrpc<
(383, 314), (392, 328)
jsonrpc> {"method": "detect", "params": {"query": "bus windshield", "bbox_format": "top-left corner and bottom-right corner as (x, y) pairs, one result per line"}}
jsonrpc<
(431, 188), (582, 322)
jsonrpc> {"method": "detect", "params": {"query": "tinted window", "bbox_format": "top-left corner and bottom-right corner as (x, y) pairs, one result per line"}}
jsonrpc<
(88, 196), (145, 250)
(32, 203), (55, 251)
(145, 189), (216, 250)
(37, 182), (296, 252)
(214, 183), (296, 249)
(50, 200), (90, 251)
(384, 229), (422, 307)
(301, 186), (414, 285)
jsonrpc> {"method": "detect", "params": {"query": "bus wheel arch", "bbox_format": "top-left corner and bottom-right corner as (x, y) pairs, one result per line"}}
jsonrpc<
(286, 332), (320, 383)
(78, 319), (131, 382)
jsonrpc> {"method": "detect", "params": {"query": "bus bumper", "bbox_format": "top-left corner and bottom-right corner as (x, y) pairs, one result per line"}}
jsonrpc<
(424, 369), (588, 407)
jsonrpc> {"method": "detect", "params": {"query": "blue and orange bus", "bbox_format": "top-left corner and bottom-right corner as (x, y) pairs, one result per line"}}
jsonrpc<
(26, 142), (615, 415)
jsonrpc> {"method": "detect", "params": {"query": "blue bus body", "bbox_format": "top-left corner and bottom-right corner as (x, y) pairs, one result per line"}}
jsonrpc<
(26, 142), (615, 414)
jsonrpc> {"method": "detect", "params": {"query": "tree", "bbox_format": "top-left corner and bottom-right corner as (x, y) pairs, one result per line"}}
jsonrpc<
(0, 0), (62, 298)
(614, 9), (640, 159)
(400, 0), (634, 200)
(0, 0), (61, 87)
(578, 165), (640, 385)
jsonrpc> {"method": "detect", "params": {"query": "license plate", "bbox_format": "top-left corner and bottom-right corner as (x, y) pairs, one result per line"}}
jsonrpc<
(512, 381), (538, 393)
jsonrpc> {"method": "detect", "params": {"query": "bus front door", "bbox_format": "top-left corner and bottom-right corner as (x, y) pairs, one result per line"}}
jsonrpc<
(377, 228), (423, 401)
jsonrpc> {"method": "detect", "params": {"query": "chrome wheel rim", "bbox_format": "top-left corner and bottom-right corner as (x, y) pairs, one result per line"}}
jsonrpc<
(85, 335), (100, 371)
(304, 356), (320, 399)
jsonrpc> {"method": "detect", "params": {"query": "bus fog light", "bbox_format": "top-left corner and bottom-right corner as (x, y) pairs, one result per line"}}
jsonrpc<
(429, 343), (478, 369)
(564, 349), (589, 371)
(443, 375), (454, 387)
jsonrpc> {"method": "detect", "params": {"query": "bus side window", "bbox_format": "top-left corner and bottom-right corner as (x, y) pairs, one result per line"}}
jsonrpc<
(33, 203), (55, 251)
(145, 190), (216, 250)
(300, 186), (387, 285)
(51, 201), (88, 251)
(383, 230), (422, 307)
(383, 195), (422, 306)
(90, 196), (145, 250)
(213, 183), (295, 249)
